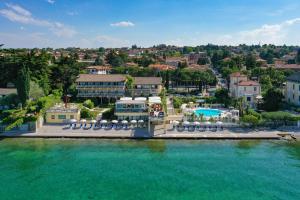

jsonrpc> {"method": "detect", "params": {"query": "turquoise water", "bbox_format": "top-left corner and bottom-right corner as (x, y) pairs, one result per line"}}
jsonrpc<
(194, 108), (221, 117)
(0, 139), (299, 200)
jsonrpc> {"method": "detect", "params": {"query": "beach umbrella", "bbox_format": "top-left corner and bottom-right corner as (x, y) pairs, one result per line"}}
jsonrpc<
(205, 121), (211, 125)
(131, 120), (137, 124)
(172, 120), (180, 125)
(70, 119), (77, 123)
(112, 120), (119, 124)
(216, 121), (223, 125)
(122, 120), (128, 124)
(100, 120), (108, 124)
(193, 121), (201, 126)
(138, 120), (144, 123)
(90, 120), (97, 124)
(80, 119), (87, 123)
(183, 121), (190, 126)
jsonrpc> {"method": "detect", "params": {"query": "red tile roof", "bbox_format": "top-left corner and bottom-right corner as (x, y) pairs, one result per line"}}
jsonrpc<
(238, 80), (260, 86)
(149, 64), (176, 71)
(230, 72), (247, 77)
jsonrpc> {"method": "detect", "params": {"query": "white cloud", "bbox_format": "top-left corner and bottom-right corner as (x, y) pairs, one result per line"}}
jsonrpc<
(74, 35), (130, 48)
(0, 4), (76, 38)
(47, 0), (55, 4)
(67, 11), (78, 16)
(110, 21), (135, 27)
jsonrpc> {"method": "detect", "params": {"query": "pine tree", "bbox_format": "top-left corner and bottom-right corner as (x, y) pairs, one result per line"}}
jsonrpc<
(16, 65), (30, 105)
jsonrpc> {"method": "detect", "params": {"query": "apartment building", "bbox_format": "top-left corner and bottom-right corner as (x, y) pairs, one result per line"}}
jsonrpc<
(76, 74), (126, 100)
(86, 66), (112, 74)
(285, 72), (300, 106)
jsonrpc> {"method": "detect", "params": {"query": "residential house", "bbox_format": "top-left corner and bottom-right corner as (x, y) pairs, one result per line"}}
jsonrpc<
(149, 64), (176, 71)
(165, 57), (187, 68)
(86, 66), (112, 74)
(76, 74), (126, 100)
(132, 77), (163, 97)
(285, 72), (300, 106)
(0, 88), (17, 98)
(229, 72), (261, 108)
(46, 103), (80, 124)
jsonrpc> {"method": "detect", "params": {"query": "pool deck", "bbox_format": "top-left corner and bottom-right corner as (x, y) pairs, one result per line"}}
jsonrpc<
(1, 124), (299, 140)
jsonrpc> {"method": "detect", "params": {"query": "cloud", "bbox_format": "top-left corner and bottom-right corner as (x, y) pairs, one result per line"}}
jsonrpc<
(213, 18), (300, 45)
(47, 0), (55, 4)
(75, 35), (130, 48)
(0, 3), (76, 38)
(67, 11), (78, 16)
(110, 21), (135, 27)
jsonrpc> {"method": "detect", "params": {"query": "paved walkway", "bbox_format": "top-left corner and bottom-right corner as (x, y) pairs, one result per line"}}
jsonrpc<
(1, 124), (298, 140)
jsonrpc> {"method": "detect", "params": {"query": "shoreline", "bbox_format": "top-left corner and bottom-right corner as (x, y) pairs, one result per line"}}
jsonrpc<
(1, 125), (299, 141)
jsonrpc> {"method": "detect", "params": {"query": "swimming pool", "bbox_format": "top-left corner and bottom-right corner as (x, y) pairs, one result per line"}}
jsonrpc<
(194, 108), (222, 117)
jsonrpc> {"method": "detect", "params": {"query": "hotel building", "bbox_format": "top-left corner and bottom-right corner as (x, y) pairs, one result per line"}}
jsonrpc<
(76, 74), (126, 100)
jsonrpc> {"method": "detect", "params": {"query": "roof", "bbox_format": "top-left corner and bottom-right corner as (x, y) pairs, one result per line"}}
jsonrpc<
(76, 74), (126, 82)
(86, 66), (112, 70)
(46, 104), (79, 113)
(149, 64), (176, 71)
(186, 64), (209, 71)
(230, 72), (247, 77)
(273, 64), (300, 70)
(116, 100), (146, 104)
(238, 80), (260, 86)
(134, 77), (162, 85)
(0, 88), (17, 95)
(286, 72), (300, 83)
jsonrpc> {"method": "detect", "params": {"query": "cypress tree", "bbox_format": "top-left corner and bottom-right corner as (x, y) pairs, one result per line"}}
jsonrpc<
(16, 65), (30, 105)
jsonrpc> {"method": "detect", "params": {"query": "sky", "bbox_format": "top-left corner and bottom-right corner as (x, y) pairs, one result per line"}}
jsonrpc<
(0, 0), (300, 48)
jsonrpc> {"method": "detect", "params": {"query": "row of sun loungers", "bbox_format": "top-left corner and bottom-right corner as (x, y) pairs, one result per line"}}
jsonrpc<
(67, 122), (145, 130)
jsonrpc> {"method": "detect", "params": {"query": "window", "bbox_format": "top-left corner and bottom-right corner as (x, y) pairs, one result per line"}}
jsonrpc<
(58, 115), (66, 119)
(244, 87), (246, 91)
(299, 85), (300, 91)
(299, 96), (300, 102)
(293, 94), (295, 99)
(254, 87), (257, 91)
(247, 97), (251, 102)
(51, 115), (55, 119)
(70, 115), (74, 119)
(293, 84), (295, 90)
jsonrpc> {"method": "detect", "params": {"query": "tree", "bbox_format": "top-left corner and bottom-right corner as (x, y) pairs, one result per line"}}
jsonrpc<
(165, 70), (170, 90)
(262, 88), (283, 111)
(94, 56), (104, 65)
(16, 65), (30, 105)
(105, 50), (125, 67)
(296, 49), (300, 64)
(197, 57), (209, 65)
(241, 114), (260, 127)
(245, 53), (256, 69)
(215, 88), (231, 107)
(83, 99), (94, 109)
(29, 81), (45, 100)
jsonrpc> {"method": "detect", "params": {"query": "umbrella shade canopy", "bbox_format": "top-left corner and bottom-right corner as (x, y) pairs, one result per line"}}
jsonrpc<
(122, 120), (128, 124)
(112, 120), (119, 124)
(205, 121), (211, 125)
(131, 120), (137, 124)
(183, 121), (190, 125)
(80, 119), (87, 123)
(138, 120), (144, 123)
(100, 120), (108, 124)
(216, 121), (223, 125)
(172, 120), (180, 125)
(90, 120), (97, 124)
(70, 119), (77, 123)
(193, 121), (201, 125)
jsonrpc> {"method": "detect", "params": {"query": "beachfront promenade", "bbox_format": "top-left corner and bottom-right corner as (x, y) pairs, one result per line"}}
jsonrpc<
(1, 124), (299, 140)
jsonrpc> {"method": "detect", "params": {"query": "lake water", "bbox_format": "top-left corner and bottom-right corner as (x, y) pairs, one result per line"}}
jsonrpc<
(0, 138), (299, 200)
